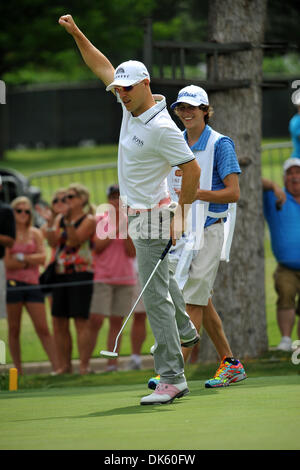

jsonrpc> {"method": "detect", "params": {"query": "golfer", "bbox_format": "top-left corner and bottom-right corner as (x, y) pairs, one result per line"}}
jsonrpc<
(59, 15), (200, 405)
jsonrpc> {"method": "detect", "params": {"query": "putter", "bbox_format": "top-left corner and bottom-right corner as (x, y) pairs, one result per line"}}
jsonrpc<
(100, 202), (177, 359)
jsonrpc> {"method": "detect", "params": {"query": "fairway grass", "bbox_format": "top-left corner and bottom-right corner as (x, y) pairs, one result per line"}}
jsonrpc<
(0, 375), (299, 450)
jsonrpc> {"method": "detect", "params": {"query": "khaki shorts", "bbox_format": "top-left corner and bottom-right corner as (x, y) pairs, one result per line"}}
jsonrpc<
(182, 222), (224, 306)
(274, 264), (300, 314)
(132, 278), (146, 313)
(90, 282), (134, 317)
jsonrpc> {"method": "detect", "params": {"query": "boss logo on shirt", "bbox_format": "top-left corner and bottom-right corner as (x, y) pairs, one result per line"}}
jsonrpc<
(132, 135), (144, 147)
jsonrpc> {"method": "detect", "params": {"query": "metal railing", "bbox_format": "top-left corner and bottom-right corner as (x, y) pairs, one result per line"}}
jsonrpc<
(28, 162), (118, 206)
(26, 142), (293, 207)
(261, 141), (292, 184)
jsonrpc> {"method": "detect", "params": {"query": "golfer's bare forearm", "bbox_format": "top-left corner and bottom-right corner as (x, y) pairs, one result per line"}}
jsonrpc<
(178, 162), (201, 214)
(71, 29), (114, 86)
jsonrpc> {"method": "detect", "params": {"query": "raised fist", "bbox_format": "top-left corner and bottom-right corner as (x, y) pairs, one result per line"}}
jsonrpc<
(58, 14), (78, 35)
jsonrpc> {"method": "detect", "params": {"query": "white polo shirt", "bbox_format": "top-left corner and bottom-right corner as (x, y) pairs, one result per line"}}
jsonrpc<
(117, 95), (195, 209)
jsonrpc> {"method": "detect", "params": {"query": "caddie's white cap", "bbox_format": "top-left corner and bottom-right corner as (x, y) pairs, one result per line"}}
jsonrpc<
(283, 158), (300, 172)
(106, 60), (150, 92)
(170, 85), (209, 109)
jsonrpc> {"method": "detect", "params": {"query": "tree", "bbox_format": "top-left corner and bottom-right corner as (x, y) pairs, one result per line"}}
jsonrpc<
(197, 0), (269, 361)
(0, 0), (156, 81)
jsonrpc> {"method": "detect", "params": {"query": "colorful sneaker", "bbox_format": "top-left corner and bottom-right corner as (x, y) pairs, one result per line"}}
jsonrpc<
(148, 375), (160, 390)
(205, 357), (247, 388)
(141, 381), (189, 405)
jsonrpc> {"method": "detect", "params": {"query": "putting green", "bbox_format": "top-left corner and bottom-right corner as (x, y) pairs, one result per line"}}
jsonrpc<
(0, 375), (299, 450)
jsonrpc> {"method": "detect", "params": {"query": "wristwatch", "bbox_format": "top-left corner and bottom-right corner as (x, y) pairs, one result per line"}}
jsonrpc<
(15, 253), (25, 262)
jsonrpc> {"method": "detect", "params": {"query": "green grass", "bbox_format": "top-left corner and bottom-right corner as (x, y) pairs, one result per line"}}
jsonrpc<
(0, 145), (118, 176)
(0, 371), (299, 450)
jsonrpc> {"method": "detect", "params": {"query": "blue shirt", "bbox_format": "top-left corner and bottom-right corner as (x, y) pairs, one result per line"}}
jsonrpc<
(183, 125), (241, 227)
(263, 188), (300, 270)
(289, 114), (300, 158)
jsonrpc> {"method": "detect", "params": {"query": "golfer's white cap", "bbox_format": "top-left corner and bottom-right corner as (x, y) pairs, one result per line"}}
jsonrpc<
(283, 158), (300, 173)
(170, 85), (209, 109)
(106, 60), (150, 92)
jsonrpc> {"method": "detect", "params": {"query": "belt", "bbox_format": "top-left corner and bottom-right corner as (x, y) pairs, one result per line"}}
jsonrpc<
(127, 196), (171, 216)
(213, 218), (223, 224)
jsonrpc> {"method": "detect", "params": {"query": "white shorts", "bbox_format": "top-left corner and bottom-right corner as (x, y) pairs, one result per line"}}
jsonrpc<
(0, 260), (7, 318)
(90, 282), (134, 317)
(182, 222), (224, 306)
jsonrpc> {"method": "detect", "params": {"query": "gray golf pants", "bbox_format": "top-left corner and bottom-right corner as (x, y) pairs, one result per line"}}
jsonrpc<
(128, 210), (197, 385)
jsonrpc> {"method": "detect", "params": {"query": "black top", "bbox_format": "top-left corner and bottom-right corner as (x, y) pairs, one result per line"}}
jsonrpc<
(0, 202), (16, 259)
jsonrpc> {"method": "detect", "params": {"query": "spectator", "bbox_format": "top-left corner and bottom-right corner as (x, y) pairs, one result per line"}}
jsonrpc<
(5, 196), (58, 374)
(44, 183), (96, 374)
(289, 94), (300, 158)
(86, 184), (136, 372)
(36, 188), (69, 371)
(0, 175), (16, 320)
(36, 188), (69, 240)
(263, 158), (300, 351)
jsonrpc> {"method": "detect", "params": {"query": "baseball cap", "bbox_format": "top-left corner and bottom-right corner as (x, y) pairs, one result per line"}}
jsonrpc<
(107, 184), (120, 197)
(283, 158), (300, 173)
(170, 85), (209, 109)
(106, 61), (150, 92)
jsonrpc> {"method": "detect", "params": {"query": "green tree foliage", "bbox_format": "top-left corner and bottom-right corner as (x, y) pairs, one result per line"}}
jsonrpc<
(0, 0), (299, 85)
(0, 0), (155, 83)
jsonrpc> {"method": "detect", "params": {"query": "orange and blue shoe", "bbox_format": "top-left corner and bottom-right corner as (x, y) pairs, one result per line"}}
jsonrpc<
(148, 375), (160, 390)
(205, 357), (247, 388)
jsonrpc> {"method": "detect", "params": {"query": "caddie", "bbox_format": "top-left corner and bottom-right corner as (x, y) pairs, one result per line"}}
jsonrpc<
(148, 85), (247, 390)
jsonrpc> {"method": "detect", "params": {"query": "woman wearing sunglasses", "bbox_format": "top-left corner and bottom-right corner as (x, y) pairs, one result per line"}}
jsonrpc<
(37, 188), (69, 239)
(44, 183), (96, 375)
(36, 188), (69, 371)
(5, 196), (59, 375)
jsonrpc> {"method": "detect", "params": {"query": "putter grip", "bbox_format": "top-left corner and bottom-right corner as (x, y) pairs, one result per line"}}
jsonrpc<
(160, 238), (172, 260)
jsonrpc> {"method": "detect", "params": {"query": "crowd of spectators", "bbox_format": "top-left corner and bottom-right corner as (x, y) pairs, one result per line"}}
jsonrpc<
(1, 182), (147, 375)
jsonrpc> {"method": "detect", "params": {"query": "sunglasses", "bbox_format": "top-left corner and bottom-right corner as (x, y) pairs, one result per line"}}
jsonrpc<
(66, 194), (78, 200)
(52, 197), (67, 204)
(15, 208), (31, 215)
(114, 81), (142, 93)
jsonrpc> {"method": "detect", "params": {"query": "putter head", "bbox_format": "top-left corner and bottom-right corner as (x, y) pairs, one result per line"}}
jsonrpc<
(100, 350), (118, 359)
